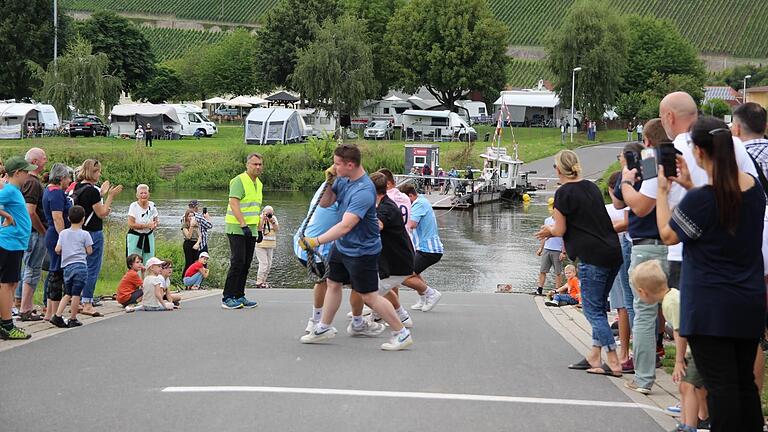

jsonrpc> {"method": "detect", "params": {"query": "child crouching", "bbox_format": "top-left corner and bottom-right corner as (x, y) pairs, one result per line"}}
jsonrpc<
(117, 254), (144, 309)
(632, 260), (709, 432)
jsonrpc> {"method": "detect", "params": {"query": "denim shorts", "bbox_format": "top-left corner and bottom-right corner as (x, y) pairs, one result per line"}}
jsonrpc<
(63, 262), (88, 297)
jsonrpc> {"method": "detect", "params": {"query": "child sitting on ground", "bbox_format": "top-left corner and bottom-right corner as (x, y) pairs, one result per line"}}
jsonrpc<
(51, 206), (93, 328)
(632, 260), (709, 432)
(133, 257), (174, 312)
(160, 260), (182, 307)
(117, 254), (144, 308)
(545, 264), (580, 307)
(183, 252), (210, 290)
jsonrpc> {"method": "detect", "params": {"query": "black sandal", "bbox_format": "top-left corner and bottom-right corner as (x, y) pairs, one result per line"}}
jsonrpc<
(568, 358), (592, 370)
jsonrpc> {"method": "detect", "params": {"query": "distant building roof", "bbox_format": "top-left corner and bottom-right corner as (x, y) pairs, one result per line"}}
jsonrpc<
(704, 86), (742, 107)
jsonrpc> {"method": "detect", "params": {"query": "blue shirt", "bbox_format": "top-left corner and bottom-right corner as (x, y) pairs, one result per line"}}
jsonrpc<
(670, 182), (766, 339)
(614, 180), (659, 239)
(543, 216), (564, 251)
(411, 195), (444, 253)
(0, 183), (32, 251)
(293, 183), (341, 262)
(331, 174), (381, 256)
(43, 185), (72, 230)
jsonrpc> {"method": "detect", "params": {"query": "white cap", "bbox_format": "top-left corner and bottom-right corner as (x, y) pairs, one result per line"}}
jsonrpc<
(145, 257), (164, 268)
(199, 252), (210, 259)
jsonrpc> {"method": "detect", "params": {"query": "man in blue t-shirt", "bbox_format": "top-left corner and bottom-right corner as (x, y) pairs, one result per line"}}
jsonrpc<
(0, 156), (37, 340)
(398, 183), (444, 312)
(294, 182), (341, 334)
(299, 144), (413, 351)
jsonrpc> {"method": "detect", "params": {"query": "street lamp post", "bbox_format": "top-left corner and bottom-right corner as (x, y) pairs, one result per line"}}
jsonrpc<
(570, 67), (582, 143)
(53, 0), (58, 71)
(743, 74), (752, 104)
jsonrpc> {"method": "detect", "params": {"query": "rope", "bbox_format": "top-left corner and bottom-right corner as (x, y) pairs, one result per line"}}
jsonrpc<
(298, 181), (331, 283)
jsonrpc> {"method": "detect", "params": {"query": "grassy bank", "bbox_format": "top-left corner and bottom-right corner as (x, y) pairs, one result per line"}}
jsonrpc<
(1, 125), (625, 191)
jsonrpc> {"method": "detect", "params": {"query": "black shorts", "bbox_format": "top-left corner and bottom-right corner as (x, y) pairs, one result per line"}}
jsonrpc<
(414, 251), (442, 274)
(47, 270), (64, 302)
(0, 247), (23, 284)
(120, 289), (143, 307)
(298, 258), (326, 279)
(328, 248), (379, 294)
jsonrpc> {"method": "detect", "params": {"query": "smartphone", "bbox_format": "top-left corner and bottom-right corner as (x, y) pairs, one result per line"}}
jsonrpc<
(624, 151), (640, 172)
(202, 207), (208, 214)
(640, 156), (658, 180)
(658, 142), (679, 178)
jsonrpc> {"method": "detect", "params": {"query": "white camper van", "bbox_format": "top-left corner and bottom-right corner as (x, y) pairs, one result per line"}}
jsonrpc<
(298, 108), (336, 137)
(454, 100), (488, 123)
(171, 104), (218, 137)
(401, 110), (477, 142)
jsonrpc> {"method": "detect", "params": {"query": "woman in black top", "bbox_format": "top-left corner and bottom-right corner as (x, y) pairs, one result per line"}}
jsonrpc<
(656, 117), (766, 432)
(536, 150), (623, 376)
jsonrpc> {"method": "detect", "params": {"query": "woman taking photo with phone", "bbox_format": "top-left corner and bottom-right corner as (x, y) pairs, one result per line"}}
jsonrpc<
(656, 116), (766, 431)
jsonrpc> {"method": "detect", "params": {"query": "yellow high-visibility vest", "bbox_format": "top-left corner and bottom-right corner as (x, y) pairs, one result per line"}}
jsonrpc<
(225, 172), (263, 227)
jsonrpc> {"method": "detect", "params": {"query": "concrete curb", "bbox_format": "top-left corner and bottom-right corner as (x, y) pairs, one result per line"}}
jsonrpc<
(0, 289), (221, 353)
(533, 295), (679, 430)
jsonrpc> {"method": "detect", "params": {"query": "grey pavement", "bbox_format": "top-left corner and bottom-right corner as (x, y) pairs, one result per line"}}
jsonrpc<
(0, 289), (667, 432)
(524, 141), (631, 190)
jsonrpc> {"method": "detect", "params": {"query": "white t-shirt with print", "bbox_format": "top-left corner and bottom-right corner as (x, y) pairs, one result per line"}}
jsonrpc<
(128, 201), (158, 234)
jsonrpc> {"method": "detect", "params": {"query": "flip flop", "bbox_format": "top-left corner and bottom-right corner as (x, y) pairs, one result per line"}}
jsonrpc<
(81, 310), (103, 317)
(568, 358), (592, 370)
(586, 363), (622, 377)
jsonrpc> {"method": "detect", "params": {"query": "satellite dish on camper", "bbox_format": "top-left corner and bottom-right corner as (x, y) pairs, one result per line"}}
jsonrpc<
(537, 80), (544, 91)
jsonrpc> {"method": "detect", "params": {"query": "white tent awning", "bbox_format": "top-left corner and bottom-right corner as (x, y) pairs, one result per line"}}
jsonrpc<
(110, 104), (181, 124)
(203, 97), (228, 104)
(493, 92), (560, 108)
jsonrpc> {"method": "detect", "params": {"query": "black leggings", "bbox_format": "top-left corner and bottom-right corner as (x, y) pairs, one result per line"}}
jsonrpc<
(688, 335), (763, 432)
(223, 234), (257, 300)
(183, 239), (197, 275)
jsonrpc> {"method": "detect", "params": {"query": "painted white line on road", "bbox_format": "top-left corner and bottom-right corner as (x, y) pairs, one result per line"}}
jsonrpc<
(162, 386), (667, 414)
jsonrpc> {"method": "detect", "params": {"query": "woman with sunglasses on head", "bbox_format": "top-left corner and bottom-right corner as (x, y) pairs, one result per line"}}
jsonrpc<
(656, 116), (766, 432)
(536, 150), (624, 376)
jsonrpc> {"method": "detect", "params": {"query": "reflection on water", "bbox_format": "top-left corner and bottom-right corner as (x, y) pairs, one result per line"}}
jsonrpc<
(112, 189), (552, 292)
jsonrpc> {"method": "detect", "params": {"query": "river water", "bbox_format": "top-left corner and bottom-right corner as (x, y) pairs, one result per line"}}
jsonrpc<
(112, 189), (552, 292)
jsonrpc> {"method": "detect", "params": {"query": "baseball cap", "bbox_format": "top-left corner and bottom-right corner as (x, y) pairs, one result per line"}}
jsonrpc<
(199, 252), (210, 259)
(4, 156), (36, 174)
(188, 200), (199, 208)
(145, 257), (164, 268)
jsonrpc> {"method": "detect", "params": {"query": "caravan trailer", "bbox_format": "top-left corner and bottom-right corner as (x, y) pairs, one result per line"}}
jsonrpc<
(298, 108), (336, 137)
(454, 100), (488, 123)
(401, 110), (477, 142)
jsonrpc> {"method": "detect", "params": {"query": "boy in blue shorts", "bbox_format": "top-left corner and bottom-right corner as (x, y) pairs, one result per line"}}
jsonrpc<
(0, 156), (36, 340)
(53, 206), (94, 328)
(300, 144), (412, 351)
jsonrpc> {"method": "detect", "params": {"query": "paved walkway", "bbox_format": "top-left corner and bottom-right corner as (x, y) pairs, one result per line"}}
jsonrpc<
(524, 141), (630, 190)
(0, 289), (677, 431)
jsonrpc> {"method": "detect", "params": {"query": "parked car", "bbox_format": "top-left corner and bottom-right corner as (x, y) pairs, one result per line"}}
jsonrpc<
(214, 107), (240, 117)
(68, 115), (110, 137)
(363, 120), (394, 140)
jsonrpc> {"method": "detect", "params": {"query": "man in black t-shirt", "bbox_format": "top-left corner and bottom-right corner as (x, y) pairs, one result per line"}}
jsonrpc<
(371, 172), (415, 329)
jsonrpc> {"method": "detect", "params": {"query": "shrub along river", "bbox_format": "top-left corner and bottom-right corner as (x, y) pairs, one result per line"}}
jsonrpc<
(111, 188), (553, 292)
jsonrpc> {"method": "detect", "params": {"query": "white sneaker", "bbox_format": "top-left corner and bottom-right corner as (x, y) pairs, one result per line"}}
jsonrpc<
(347, 320), (387, 337)
(370, 311), (381, 322)
(421, 290), (442, 312)
(300, 325), (337, 344)
(345, 306), (373, 319)
(410, 297), (425, 311)
(304, 319), (316, 334)
(125, 305), (136, 313)
(381, 330), (414, 351)
(400, 314), (414, 328)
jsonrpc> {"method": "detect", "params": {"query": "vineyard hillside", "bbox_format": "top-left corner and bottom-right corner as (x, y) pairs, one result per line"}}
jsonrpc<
(62, 0), (768, 58)
(140, 27), (227, 61)
(506, 59), (552, 89)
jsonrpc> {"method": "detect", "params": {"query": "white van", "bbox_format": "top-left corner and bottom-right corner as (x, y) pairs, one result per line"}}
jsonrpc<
(401, 109), (477, 142)
(171, 104), (218, 137)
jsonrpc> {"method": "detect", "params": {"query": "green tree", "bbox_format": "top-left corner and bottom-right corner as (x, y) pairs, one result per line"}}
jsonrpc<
(385, 0), (508, 112)
(621, 15), (705, 96)
(345, 0), (403, 97)
(77, 11), (155, 93)
(614, 91), (643, 121)
(132, 65), (183, 103)
(292, 15), (376, 119)
(700, 98), (732, 119)
(255, 0), (342, 90)
(206, 29), (262, 96)
(166, 47), (214, 101)
(29, 36), (122, 117)
(545, 0), (628, 120)
(0, 0), (71, 99)
(713, 64), (768, 89)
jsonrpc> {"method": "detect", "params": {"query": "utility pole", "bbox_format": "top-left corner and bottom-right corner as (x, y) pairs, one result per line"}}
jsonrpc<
(570, 67), (582, 143)
(53, 0), (58, 72)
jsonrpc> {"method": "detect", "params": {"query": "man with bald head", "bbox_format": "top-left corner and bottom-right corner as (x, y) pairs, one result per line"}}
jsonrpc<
(15, 147), (48, 321)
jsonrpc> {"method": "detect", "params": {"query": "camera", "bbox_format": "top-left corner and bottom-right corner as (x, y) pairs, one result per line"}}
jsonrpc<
(202, 207), (207, 214)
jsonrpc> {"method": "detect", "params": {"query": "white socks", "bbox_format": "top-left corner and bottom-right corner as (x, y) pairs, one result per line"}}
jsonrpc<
(352, 315), (364, 327)
(424, 287), (435, 297)
(312, 307), (322, 322)
(395, 306), (409, 320)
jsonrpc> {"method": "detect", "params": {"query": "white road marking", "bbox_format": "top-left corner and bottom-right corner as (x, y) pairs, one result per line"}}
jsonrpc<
(162, 386), (667, 414)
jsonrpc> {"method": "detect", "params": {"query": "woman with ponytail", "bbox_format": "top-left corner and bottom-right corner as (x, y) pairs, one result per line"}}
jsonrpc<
(536, 150), (623, 376)
(657, 116), (766, 431)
